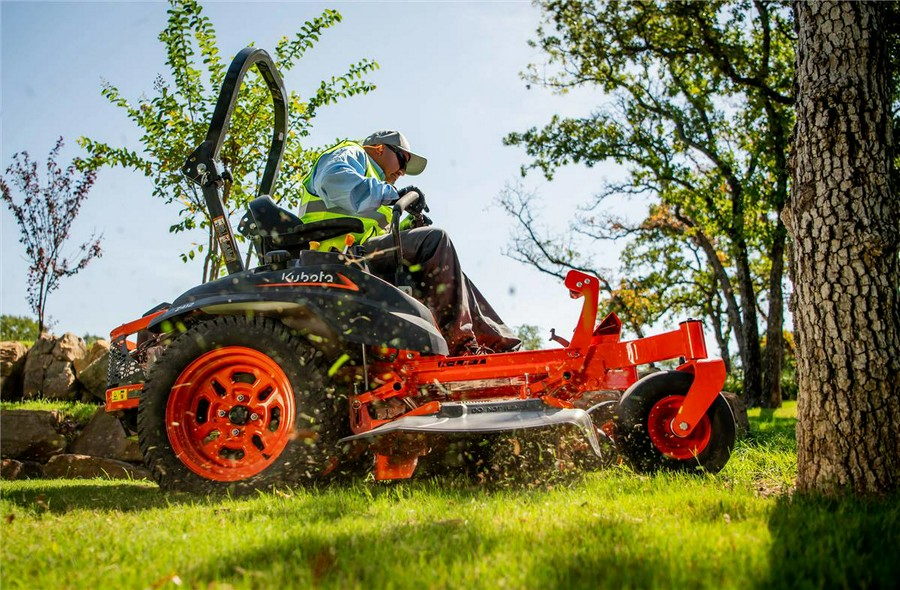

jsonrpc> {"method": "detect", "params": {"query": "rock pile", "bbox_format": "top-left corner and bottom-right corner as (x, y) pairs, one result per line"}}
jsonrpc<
(1, 333), (109, 402)
(0, 407), (150, 481)
(1, 333), (150, 482)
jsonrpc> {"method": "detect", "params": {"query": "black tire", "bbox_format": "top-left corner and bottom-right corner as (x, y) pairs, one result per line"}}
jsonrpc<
(137, 315), (345, 494)
(614, 371), (735, 474)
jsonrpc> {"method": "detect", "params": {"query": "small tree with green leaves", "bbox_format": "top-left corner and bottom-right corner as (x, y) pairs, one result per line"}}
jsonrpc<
(79, 0), (378, 282)
(1, 138), (102, 334)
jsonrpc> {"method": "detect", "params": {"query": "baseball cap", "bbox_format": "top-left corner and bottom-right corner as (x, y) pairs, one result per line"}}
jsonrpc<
(362, 130), (427, 176)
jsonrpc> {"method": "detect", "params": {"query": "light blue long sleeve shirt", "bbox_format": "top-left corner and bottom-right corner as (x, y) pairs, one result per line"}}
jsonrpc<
(309, 144), (399, 214)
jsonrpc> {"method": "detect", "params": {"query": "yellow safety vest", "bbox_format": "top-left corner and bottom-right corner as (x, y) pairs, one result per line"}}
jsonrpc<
(298, 140), (394, 247)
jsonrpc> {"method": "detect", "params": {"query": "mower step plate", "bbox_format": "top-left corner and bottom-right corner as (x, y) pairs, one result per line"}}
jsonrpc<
(341, 398), (603, 456)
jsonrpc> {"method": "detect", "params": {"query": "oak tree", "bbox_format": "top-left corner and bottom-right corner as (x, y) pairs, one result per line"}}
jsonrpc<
(505, 0), (795, 406)
(789, 0), (900, 495)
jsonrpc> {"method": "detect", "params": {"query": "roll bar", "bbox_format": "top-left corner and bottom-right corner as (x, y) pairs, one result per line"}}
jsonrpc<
(182, 47), (289, 275)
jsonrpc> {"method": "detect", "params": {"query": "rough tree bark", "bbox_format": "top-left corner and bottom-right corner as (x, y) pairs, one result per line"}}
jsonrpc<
(789, 1), (900, 494)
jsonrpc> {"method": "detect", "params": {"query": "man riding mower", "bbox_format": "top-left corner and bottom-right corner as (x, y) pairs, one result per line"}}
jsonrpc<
(104, 48), (736, 494)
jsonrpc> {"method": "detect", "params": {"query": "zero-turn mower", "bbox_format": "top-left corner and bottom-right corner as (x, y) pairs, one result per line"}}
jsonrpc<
(104, 48), (736, 493)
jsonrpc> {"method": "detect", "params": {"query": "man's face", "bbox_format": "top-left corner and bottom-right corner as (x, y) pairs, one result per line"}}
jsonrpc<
(372, 144), (408, 185)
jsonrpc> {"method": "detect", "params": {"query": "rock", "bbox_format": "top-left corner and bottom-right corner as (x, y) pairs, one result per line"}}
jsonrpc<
(70, 408), (142, 462)
(1, 459), (23, 480)
(43, 454), (151, 481)
(120, 438), (144, 463)
(0, 341), (28, 400)
(22, 333), (86, 400)
(721, 391), (750, 439)
(53, 333), (87, 363)
(74, 351), (109, 401)
(73, 339), (109, 376)
(22, 337), (53, 398)
(0, 409), (67, 461)
(42, 359), (77, 400)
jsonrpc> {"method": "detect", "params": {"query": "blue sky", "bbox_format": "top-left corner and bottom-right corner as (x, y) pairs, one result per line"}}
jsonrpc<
(1, 1), (635, 342)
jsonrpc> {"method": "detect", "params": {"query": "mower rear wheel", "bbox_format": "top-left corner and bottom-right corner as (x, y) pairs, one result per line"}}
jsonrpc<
(613, 371), (735, 474)
(137, 316), (342, 493)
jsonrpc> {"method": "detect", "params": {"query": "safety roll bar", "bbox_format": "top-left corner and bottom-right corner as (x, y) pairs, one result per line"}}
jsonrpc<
(182, 47), (289, 275)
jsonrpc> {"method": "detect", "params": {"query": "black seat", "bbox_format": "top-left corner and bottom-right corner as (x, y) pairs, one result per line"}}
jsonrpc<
(238, 196), (364, 254)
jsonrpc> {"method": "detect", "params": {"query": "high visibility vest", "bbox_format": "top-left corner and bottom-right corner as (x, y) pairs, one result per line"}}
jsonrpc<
(298, 140), (394, 245)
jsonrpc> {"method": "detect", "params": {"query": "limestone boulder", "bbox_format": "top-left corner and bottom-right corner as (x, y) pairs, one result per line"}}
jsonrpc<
(43, 359), (78, 400)
(0, 341), (28, 400)
(43, 454), (151, 480)
(22, 333), (86, 400)
(70, 408), (143, 462)
(0, 409), (67, 461)
(73, 339), (109, 375)
(74, 341), (110, 401)
(53, 333), (87, 363)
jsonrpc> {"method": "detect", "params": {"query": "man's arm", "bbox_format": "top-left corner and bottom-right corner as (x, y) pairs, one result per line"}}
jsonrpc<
(311, 145), (399, 213)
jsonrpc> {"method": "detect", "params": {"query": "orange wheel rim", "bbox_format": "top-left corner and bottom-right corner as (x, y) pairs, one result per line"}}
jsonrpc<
(165, 346), (296, 482)
(646, 395), (711, 460)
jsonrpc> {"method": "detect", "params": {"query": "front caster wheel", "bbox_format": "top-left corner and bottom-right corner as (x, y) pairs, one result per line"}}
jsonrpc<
(613, 371), (735, 474)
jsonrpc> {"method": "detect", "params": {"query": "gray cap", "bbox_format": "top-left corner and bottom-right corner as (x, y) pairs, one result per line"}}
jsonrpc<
(362, 130), (427, 176)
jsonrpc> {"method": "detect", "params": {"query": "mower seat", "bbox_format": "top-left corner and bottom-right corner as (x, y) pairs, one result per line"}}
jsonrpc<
(238, 196), (364, 254)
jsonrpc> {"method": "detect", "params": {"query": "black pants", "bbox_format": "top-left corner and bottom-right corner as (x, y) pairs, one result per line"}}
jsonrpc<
(365, 227), (521, 356)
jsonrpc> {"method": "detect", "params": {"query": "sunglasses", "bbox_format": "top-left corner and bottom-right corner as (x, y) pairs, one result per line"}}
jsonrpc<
(385, 144), (409, 171)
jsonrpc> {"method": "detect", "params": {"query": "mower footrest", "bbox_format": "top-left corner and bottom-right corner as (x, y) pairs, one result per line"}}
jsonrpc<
(342, 398), (603, 456)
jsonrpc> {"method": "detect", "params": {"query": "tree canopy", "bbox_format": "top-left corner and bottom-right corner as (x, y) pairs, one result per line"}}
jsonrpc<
(504, 0), (795, 405)
(79, 0), (378, 282)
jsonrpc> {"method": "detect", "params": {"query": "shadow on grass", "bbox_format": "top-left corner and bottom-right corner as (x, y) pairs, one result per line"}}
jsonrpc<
(762, 493), (900, 589)
(184, 509), (665, 589)
(0, 467), (587, 518)
(0, 481), (188, 514)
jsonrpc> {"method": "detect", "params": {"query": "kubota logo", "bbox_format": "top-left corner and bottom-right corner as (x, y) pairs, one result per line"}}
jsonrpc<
(259, 271), (360, 292)
(281, 271), (334, 283)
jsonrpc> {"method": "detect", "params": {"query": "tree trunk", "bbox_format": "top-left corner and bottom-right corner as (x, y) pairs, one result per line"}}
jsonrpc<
(763, 218), (787, 408)
(707, 273), (732, 374)
(676, 213), (748, 389)
(734, 241), (765, 406)
(710, 310), (732, 375)
(762, 77), (792, 410)
(789, 1), (900, 495)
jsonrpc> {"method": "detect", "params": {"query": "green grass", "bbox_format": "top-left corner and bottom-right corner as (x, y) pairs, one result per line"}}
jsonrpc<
(2, 401), (897, 590)
(0, 399), (101, 426)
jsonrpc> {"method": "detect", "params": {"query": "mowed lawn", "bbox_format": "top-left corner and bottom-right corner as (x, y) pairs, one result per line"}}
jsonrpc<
(2, 402), (898, 589)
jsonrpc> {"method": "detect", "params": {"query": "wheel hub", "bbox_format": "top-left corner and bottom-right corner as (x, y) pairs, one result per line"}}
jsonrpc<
(228, 405), (251, 425)
(646, 395), (712, 460)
